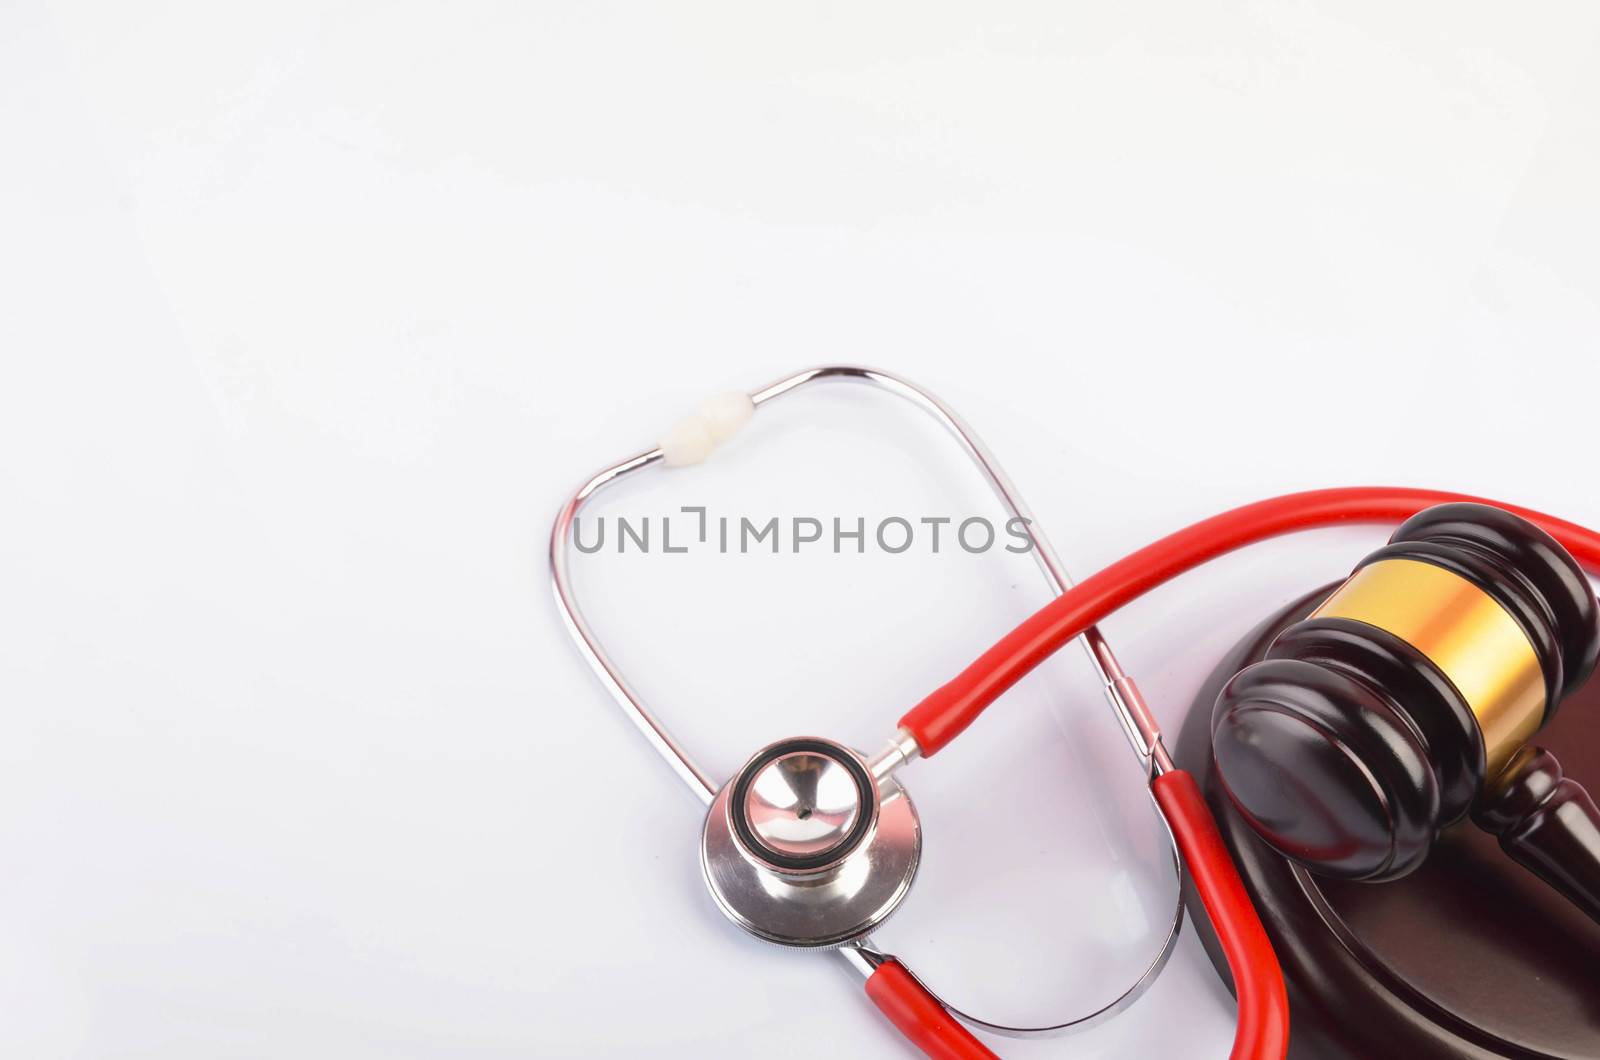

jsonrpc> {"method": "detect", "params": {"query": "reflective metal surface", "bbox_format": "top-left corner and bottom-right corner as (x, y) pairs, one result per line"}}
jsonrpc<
(866, 726), (922, 780)
(744, 750), (864, 862)
(702, 738), (921, 948)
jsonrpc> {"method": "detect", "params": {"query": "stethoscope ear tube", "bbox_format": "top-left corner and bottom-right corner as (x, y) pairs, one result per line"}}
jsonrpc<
(552, 365), (1192, 1034)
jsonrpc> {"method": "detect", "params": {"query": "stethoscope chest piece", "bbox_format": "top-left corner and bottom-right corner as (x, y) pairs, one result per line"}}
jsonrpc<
(700, 736), (921, 948)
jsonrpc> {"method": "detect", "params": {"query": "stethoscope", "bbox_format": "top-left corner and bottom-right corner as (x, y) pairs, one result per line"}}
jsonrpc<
(550, 365), (1600, 1059)
(551, 365), (1279, 1058)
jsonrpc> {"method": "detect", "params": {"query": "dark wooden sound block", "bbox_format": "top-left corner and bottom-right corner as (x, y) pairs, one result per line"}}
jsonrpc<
(1175, 586), (1600, 1059)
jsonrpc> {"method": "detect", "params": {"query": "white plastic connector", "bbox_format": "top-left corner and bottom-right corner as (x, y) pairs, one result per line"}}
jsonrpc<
(658, 391), (755, 467)
(698, 391), (754, 443)
(659, 417), (715, 467)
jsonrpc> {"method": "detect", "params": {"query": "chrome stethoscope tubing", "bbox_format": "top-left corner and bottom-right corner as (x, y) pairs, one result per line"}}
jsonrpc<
(549, 364), (1183, 1037)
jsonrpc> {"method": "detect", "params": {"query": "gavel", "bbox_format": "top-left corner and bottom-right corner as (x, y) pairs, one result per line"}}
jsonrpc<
(1212, 502), (1600, 923)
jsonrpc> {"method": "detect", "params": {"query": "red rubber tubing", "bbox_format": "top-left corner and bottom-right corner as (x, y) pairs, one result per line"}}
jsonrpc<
(864, 959), (998, 1060)
(1154, 769), (1290, 1060)
(900, 487), (1600, 755)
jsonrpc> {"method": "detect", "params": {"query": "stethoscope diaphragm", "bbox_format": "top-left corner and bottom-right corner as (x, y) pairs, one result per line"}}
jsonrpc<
(700, 736), (922, 949)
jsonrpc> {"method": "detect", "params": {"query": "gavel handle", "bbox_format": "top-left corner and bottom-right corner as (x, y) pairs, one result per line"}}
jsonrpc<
(1473, 747), (1600, 925)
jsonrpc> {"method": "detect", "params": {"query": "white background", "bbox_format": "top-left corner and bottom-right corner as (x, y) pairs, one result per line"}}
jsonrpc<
(4, 3), (1600, 1057)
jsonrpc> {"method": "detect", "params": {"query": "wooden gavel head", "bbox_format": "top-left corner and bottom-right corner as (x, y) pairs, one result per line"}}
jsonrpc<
(1212, 502), (1600, 882)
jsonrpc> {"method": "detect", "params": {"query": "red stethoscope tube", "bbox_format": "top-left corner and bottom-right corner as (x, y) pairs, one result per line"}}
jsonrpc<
(866, 960), (998, 1060)
(1152, 770), (1287, 1060)
(875, 487), (1600, 1060)
(902, 487), (1600, 755)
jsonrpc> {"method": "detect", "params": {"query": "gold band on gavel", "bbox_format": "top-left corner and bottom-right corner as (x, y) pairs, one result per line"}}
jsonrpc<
(1309, 558), (1546, 778)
